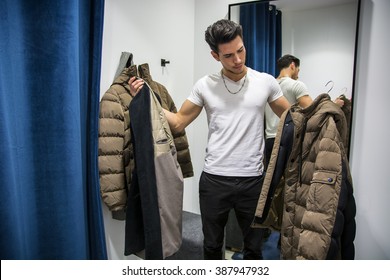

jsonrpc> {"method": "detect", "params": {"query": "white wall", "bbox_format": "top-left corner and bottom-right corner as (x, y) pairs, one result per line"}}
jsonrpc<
(351, 0), (390, 260)
(100, 0), (195, 107)
(282, 3), (358, 100)
(100, 0), (390, 260)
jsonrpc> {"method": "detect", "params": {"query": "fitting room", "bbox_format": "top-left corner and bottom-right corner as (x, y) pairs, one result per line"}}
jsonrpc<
(1, 0), (389, 261)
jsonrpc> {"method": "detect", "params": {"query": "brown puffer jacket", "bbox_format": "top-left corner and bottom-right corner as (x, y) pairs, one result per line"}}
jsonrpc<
(98, 64), (193, 219)
(253, 94), (356, 259)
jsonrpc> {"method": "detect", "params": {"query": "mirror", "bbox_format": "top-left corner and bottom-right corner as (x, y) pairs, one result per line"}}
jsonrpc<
(229, 0), (360, 156)
(225, 0), (360, 255)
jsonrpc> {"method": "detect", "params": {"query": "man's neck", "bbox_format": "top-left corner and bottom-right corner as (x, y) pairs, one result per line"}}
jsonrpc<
(222, 66), (247, 82)
(277, 69), (292, 80)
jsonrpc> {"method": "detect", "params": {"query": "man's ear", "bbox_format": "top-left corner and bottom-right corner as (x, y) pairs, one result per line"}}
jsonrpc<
(211, 51), (220, 61)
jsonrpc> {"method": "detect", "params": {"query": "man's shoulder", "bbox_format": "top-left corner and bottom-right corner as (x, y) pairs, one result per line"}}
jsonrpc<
(192, 72), (221, 96)
(247, 68), (275, 80)
(279, 77), (307, 87)
(278, 77), (294, 83)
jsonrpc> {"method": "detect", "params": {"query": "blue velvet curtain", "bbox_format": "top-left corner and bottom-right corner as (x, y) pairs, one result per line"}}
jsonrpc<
(240, 1), (282, 77)
(0, 0), (107, 259)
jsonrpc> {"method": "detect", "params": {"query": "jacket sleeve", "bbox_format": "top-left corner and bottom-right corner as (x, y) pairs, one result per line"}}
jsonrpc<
(98, 89), (128, 213)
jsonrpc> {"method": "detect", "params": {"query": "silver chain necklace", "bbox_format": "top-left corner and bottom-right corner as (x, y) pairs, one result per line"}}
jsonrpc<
(221, 70), (247, 94)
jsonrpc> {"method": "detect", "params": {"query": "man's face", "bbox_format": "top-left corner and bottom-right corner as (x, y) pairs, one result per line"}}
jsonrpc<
(212, 36), (246, 75)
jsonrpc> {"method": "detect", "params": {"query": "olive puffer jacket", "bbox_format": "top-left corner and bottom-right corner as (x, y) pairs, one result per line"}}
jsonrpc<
(253, 94), (356, 259)
(98, 63), (193, 219)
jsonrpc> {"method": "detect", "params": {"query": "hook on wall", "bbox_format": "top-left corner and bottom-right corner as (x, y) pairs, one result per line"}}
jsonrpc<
(161, 59), (170, 67)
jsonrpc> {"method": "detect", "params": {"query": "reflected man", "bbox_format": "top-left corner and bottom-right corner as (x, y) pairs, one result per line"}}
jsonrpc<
(264, 54), (312, 167)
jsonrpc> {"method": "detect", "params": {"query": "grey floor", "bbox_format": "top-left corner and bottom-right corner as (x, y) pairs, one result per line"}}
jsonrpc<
(167, 211), (280, 260)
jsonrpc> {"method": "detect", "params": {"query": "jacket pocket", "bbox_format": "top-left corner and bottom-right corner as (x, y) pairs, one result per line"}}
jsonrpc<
(311, 170), (337, 186)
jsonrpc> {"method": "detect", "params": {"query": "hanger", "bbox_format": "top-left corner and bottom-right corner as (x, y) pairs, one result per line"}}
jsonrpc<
(340, 87), (347, 96)
(325, 80), (334, 93)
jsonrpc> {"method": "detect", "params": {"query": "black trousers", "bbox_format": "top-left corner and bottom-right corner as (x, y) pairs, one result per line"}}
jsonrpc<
(199, 171), (266, 260)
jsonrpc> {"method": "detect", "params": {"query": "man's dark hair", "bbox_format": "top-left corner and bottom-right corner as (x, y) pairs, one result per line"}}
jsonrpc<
(205, 19), (243, 53)
(277, 54), (300, 71)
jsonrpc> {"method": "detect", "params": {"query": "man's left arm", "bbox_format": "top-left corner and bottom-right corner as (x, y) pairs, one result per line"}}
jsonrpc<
(269, 96), (291, 118)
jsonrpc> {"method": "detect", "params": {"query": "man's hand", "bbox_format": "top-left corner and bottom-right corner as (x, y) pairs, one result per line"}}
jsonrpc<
(128, 76), (144, 97)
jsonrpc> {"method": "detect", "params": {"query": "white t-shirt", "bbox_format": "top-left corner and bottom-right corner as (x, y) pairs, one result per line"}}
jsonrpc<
(188, 67), (282, 177)
(265, 77), (309, 139)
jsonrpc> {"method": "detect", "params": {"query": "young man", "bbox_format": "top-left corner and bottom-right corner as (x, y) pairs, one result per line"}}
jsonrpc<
(129, 19), (290, 260)
(264, 54), (312, 167)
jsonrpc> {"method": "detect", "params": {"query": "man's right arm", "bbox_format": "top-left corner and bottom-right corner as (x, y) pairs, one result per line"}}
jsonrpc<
(163, 99), (203, 134)
(128, 77), (202, 133)
(294, 81), (312, 108)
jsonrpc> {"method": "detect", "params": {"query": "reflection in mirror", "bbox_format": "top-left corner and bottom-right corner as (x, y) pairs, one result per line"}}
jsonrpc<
(225, 0), (359, 256)
(229, 0), (360, 155)
(230, 1), (282, 77)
